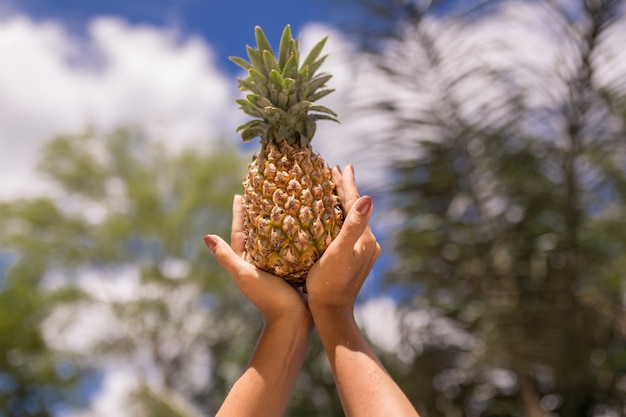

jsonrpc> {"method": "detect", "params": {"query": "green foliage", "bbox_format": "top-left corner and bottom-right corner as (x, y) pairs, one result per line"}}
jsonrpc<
(0, 127), (348, 416)
(0, 276), (81, 417)
(231, 25), (337, 147)
(337, 0), (626, 415)
(0, 128), (251, 415)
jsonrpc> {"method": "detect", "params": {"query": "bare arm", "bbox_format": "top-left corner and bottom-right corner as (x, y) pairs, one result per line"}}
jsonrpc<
(307, 165), (420, 417)
(204, 195), (313, 417)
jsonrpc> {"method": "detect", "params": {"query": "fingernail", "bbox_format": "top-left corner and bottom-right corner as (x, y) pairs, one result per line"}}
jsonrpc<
(335, 165), (342, 174)
(204, 235), (218, 253)
(354, 196), (372, 215)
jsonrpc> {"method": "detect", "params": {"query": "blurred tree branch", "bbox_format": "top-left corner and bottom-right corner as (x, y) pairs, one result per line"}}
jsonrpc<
(329, 0), (626, 415)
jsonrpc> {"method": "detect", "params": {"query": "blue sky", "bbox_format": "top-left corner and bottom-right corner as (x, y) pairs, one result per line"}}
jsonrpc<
(6, 0), (340, 74)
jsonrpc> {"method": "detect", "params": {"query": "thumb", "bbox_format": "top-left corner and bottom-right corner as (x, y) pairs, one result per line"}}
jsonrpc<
(331, 196), (373, 254)
(204, 234), (248, 276)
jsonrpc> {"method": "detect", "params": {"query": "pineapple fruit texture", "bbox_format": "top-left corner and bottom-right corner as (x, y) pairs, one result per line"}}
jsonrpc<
(230, 25), (344, 286)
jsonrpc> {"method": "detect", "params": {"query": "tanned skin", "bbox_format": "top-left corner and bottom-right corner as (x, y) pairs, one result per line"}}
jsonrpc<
(204, 165), (420, 417)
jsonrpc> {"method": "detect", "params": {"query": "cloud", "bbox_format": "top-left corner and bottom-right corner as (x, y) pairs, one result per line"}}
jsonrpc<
(355, 296), (401, 353)
(0, 16), (386, 201)
(41, 264), (213, 417)
(0, 15), (241, 200)
(299, 24), (397, 194)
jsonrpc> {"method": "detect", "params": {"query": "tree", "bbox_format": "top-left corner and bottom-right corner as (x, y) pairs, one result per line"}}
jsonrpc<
(0, 127), (350, 416)
(0, 128), (249, 415)
(334, 0), (626, 415)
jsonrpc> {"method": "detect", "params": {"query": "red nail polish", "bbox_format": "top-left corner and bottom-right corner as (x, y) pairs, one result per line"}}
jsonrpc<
(204, 235), (218, 253)
(354, 197), (372, 215)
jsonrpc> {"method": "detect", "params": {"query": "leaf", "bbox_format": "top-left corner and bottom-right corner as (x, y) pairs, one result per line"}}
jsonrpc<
(241, 125), (265, 142)
(309, 105), (338, 117)
(297, 65), (310, 100)
(306, 74), (333, 95)
(238, 78), (267, 97)
(248, 69), (269, 96)
(307, 88), (335, 102)
(247, 93), (273, 109)
(246, 45), (266, 76)
(254, 26), (274, 56)
(302, 36), (328, 70)
(236, 99), (265, 118)
(229, 56), (252, 71)
(308, 114), (339, 123)
(278, 24), (294, 69)
(307, 55), (328, 77)
(263, 50), (280, 74)
(281, 55), (298, 80)
(288, 101), (313, 117)
(269, 69), (284, 88)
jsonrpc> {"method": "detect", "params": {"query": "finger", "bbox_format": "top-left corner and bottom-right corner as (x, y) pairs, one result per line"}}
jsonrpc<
(231, 195), (246, 257)
(204, 234), (249, 278)
(329, 195), (373, 255)
(341, 164), (361, 214)
(331, 166), (345, 202)
(355, 229), (379, 255)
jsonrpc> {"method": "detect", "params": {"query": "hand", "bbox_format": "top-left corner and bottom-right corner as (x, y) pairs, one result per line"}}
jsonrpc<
(204, 195), (310, 323)
(306, 165), (381, 312)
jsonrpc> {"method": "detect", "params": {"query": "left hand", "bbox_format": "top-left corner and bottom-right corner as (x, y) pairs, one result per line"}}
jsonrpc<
(306, 165), (381, 313)
(204, 195), (311, 323)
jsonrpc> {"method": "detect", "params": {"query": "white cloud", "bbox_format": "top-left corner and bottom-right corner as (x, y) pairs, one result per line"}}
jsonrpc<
(355, 296), (401, 353)
(41, 264), (214, 417)
(0, 15), (240, 200)
(300, 24), (397, 193)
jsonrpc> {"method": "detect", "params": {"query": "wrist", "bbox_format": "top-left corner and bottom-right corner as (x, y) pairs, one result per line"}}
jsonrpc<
(309, 302), (355, 326)
(262, 305), (313, 330)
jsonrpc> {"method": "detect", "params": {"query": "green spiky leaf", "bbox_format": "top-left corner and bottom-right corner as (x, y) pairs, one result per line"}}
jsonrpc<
(281, 55), (298, 80)
(269, 70), (284, 88)
(246, 46), (266, 77)
(307, 89), (335, 102)
(247, 94), (273, 109)
(237, 120), (269, 142)
(309, 105), (337, 117)
(263, 50), (280, 74)
(307, 74), (333, 95)
(238, 78), (267, 97)
(301, 37), (328, 70)
(278, 25), (294, 69)
(308, 55), (328, 77)
(229, 56), (252, 71)
(233, 25), (337, 145)
(254, 26), (274, 56)
(308, 114), (339, 123)
(236, 99), (266, 118)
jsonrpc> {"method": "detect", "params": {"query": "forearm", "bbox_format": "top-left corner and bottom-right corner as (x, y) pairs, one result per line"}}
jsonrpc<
(217, 314), (313, 417)
(312, 307), (420, 417)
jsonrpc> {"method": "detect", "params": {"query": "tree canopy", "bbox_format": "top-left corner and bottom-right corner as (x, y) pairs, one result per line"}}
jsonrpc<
(337, 0), (626, 415)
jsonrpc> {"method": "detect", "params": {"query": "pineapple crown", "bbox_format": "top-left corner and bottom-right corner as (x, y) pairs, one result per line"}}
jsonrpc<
(230, 25), (338, 148)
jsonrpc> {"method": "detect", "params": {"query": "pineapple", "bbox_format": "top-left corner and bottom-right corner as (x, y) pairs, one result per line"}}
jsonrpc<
(230, 25), (343, 286)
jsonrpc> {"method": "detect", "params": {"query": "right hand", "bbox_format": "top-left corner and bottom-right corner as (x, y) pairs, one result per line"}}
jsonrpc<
(306, 165), (381, 312)
(204, 195), (310, 323)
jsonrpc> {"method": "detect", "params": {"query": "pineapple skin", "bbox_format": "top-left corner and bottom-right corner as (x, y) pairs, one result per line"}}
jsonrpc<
(242, 141), (343, 285)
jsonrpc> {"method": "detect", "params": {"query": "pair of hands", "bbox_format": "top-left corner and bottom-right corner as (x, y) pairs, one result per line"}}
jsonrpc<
(205, 165), (421, 417)
(203, 164), (380, 324)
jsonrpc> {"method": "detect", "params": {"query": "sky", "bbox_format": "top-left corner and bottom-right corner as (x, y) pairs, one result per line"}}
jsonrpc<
(0, 0), (478, 199)
(6, 1), (624, 415)
(0, 0), (371, 200)
(0, 2), (396, 415)
(1, 0), (340, 75)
